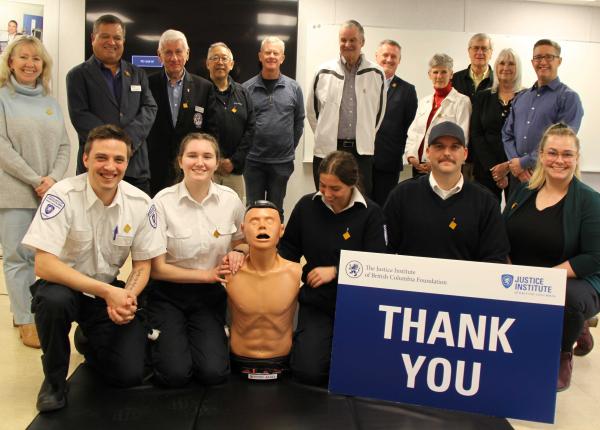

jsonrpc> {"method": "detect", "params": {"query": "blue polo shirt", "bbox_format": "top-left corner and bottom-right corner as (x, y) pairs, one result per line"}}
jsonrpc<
(502, 77), (583, 169)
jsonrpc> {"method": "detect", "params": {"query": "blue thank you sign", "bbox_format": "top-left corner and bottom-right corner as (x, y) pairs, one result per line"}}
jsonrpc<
(329, 251), (566, 424)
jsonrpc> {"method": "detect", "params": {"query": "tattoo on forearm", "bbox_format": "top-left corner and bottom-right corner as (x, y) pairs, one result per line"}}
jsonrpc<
(125, 268), (143, 291)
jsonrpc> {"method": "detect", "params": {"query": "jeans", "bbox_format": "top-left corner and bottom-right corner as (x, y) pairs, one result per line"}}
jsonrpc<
(0, 208), (36, 325)
(244, 160), (294, 214)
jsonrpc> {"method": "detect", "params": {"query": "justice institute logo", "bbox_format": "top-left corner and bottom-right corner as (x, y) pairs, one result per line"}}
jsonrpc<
(501, 274), (514, 289)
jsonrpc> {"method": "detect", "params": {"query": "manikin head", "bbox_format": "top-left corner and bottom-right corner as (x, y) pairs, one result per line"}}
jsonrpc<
(242, 200), (284, 251)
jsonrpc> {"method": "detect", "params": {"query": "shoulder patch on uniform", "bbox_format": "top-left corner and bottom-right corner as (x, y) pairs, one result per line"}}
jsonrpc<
(40, 194), (66, 220)
(148, 204), (158, 229)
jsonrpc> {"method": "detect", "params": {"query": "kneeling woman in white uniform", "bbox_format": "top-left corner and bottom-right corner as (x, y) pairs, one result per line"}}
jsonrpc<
(148, 133), (245, 387)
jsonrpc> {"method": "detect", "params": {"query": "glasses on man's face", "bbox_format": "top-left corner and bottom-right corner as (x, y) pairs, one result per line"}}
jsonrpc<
(469, 46), (490, 53)
(208, 55), (231, 63)
(543, 149), (577, 162)
(532, 54), (559, 63)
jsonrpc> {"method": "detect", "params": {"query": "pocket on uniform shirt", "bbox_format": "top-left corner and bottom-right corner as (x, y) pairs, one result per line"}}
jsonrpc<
(166, 226), (203, 260)
(109, 235), (134, 266)
(65, 229), (93, 260)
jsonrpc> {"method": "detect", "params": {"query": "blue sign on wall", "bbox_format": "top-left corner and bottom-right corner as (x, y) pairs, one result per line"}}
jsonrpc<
(131, 55), (162, 68)
(329, 251), (566, 424)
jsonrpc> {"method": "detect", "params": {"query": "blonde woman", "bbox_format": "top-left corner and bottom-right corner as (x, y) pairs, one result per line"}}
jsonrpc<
(0, 36), (70, 348)
(504, 124), (600, 391)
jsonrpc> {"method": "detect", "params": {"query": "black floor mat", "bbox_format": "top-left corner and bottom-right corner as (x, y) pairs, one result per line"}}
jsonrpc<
(28, 365), (514, 430)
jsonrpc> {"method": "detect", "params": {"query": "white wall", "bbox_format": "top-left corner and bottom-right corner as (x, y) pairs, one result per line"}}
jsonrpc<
(39, 0), (600, 215)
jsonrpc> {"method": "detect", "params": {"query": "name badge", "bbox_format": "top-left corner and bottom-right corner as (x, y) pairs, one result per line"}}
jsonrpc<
(195, 106), (204, 113)
(131, 84), (142, 92)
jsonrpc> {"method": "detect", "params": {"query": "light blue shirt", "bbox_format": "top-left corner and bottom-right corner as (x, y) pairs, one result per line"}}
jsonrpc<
(166, 70), (184, 127)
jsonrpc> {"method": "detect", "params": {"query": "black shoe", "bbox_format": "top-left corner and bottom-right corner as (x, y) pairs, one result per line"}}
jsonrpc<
(36, 379), (66, 412)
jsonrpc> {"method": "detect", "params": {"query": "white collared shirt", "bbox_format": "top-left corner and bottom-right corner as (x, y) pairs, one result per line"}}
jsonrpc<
(22, 174), (163, 283)
(313, 186), (367, 213)
(153, 181), (245, 270)
(429, 173), (464, 200)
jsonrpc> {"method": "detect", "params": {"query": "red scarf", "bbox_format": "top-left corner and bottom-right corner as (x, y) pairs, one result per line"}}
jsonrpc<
(418, 83), (453, 161)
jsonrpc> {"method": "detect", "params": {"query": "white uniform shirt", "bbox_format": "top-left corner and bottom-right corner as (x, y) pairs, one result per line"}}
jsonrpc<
(152, 181), (245, 270)
(429, 173), (464, 200)
(22, 174), (164, 283)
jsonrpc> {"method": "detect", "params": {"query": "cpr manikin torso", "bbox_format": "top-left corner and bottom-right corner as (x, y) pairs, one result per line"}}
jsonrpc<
(226, 205), (301, 359)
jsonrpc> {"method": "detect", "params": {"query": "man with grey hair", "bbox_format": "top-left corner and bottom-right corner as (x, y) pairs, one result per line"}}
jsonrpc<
(307, 20), (386, 197)
(206, 42), (255, 201)
(372, 39), (417, 206)
(243, 36), (304, 213)
(147, 29), (217, 196)
(452, 33), (494, 181)
(67, 14), (157, 194)
(452, 33), (494, 99)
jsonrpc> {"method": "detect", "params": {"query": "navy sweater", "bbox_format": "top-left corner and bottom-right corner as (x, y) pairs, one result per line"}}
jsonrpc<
(383, 175), (509, 263)
(279, 194), (387, 313)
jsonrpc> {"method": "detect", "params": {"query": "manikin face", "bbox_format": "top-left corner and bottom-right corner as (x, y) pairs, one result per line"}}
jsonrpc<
(158, 39), (189, 79)
(91, 23), (125, 66)
(242, 207), (284, 250)
(426, 136), (468, 176)
(9, 43), (43, 87)
(207, 45), (234, 82)
(375, 43), (400, 79)
(540, 134), (578, 184)
(178, 139), (218, 184)
(83, 138), (129, 197)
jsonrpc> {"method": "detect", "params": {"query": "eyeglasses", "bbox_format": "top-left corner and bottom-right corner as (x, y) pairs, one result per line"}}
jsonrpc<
(543, 150), (577, 161)
(469, 46), (490, 53)
(208, 55), (231, 63)
(532, 54), (559, 62)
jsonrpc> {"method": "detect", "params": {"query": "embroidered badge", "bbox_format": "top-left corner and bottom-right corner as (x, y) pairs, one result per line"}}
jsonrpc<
(40, 194), (66, 220)
(193, 112), (203, 128)
(449, 217), (457, 230)
(148, 204), (158, 229)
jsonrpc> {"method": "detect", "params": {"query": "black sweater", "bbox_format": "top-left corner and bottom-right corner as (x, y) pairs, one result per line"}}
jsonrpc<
(383, 175), (509, 263)
(213, 78), (255, 174)
(279, 194), (387, 313)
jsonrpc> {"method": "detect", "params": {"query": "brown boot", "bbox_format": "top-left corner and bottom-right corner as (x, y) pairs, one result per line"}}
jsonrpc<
(557, 351), (573, 392)
(574, 320), (594, 356)
(18, 323), (41, 349)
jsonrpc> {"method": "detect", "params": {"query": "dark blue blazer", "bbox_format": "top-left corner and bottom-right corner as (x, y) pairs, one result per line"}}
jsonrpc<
(373, 75), (418, 172)
(147, 70), (217, 195)
(66, 56), (157, 180)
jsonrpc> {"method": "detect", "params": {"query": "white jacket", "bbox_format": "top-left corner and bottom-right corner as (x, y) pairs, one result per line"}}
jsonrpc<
(404, 88), (471, 162)
(307, 54), (386, 157)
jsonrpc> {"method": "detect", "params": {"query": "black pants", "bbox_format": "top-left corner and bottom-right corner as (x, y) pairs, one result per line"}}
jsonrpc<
(313, 147), (373, 197)
(290, 303), (334, 386)
(31, 280), (147, 391)
(147, 281), (229, 387)
(372, 167), (400, 207)
(563, 278), (600, 351)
